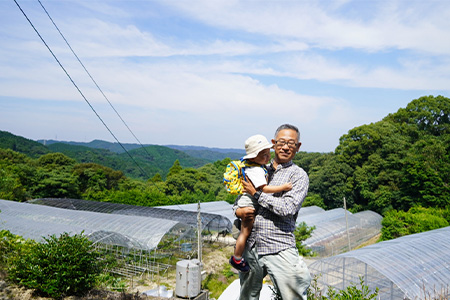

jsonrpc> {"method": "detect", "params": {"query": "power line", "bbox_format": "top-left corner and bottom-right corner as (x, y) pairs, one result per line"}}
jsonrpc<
(36, 0), (155, 163)
(13, 0), (151, 180)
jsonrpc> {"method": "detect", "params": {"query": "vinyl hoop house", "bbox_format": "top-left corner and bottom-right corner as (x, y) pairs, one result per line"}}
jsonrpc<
(0, 198), (231, 279)
(308, 226), (450, 299)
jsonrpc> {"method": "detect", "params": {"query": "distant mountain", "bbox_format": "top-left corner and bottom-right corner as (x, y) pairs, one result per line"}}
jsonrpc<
(46, 142), (209, 179)
(39, 139), (143, 153)
(39, 139), (245, 161)
(1, 131), (242, 180)
(165, 145), (245, 161)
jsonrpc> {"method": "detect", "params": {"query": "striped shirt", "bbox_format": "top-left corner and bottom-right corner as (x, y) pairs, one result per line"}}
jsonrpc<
(237, 160), (309, 256)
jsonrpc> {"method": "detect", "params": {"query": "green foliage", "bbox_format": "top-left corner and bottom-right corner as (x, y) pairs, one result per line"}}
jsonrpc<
(1, 96), (449, 242)
(0, 230), (36, 268)
(72, 162), (125, 195)
(380, 206), (449, 241)
(307, 274), (379, 300)
(8, 232), (104, 299)
(294, 222), (316, 257)
(303, 193), (326, 209)
(322, 95), (450, 214)
(0, 130), (50, 158)
(43, 139), (210, 180)
(150, 173), (163, 182)
(306, 153), (353, 209)
(0, 167), (27, 200)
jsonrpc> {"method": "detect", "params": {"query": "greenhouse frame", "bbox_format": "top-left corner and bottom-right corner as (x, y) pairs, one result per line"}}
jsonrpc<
(302, 210), (383, 257)
(29, 198), (232, 234)
(308, 226), (450, 299)
(1, 199), (189, 250)
(0, 199), (204, 278)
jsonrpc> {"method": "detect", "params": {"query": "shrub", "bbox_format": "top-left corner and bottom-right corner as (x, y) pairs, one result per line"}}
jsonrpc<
(8, 232), (103, 299)
(307, 274), (379, 300)
(380, 206), (449, 241)
(294, 222), (316, 257)
(0, 230), (36, 268)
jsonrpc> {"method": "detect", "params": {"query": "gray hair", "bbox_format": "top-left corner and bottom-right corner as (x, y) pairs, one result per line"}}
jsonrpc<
(274, 124), (300, 142)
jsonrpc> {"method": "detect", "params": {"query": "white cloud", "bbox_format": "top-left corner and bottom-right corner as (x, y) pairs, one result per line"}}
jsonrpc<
(163, 0), (450, 54)
(1, 0), (449, 152)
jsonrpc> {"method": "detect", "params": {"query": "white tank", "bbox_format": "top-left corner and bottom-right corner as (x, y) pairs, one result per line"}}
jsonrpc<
(175, 259), (202, 298)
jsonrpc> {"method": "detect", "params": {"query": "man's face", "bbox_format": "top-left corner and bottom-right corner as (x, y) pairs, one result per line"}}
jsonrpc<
(272, 129), (301, 164)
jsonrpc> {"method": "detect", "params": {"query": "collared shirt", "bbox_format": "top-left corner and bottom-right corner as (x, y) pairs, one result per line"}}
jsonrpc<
(235, 160), (309, 256)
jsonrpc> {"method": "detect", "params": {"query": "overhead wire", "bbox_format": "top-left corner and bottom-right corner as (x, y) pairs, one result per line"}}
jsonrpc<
(36, 0), (155, 163)
(13, 0), (152, 181)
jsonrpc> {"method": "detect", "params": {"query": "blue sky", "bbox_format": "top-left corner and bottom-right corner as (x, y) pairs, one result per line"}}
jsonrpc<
(1, 0), (449, 153)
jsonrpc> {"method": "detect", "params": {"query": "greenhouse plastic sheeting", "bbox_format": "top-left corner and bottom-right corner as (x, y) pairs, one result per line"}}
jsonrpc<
(159, 201), (236, 225)
(159, 202), (325, 226)
(308, 226), (450, 299)
(297, 208), (349, 226)
(298, 205), (325, 217)
(303, 210), (382, 257)
(29, 198), (232, 233)
(0, 199), (187, 250)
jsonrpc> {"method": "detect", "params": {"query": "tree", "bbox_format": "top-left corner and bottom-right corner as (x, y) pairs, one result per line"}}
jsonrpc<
(380, 206), (449, 241)
(37, 152), (76, 168)
(307, 153), (353, 209)
(72, 163), (125, 195)
(385, 95), (450, 137)
(167, 159), (182, 177)
(294, 222), (316, 257)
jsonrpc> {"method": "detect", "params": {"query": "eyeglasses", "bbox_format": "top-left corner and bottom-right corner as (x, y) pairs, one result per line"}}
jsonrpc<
(274, 139), (298, 148)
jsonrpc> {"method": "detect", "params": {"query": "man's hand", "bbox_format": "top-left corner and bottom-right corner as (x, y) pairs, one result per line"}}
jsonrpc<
(235, 206), (255, 222)
(242, 177), (257, 196)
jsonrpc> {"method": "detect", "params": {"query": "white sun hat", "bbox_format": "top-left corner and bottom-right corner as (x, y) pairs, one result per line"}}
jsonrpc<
(242, 134), (272, 160)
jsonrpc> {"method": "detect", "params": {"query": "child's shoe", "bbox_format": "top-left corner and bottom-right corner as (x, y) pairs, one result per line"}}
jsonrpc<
(229, 256), (250, 273)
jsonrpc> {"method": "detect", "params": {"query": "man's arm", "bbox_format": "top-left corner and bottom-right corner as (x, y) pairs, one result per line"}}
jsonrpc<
(243, 167), (308, 217)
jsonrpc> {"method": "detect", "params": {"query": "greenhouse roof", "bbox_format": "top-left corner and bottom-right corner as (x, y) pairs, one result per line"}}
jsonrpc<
(308, 226), (450, 299)
(29, 198), (232, 233)
(158, 202), (325, 225)
(158, 201), (236, 225)
(298, 205), (325, 216)
(0, 199), (189, 251)
(297, 208), (348, 226)
(303, 210), (382, 257)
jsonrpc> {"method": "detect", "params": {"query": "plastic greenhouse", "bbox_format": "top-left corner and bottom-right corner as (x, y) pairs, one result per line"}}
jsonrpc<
(301, 210), (382, 257)
(29, 198), (232, 234)
(308, 226), (450, 299)
(160, 201), (327, 225)
(0, 199), (212, 278)
(0, 199), (190, 250)
(159, 201), (237, 226)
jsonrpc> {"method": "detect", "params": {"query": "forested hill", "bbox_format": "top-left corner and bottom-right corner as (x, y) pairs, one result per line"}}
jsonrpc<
(38, 139), (245, 162)
(294, 95), (449, 219)
(1, 96), (449, 225)
(1, 95), (448, 242)
(0, 131), (50, 158)
(0, 131), (217, 179)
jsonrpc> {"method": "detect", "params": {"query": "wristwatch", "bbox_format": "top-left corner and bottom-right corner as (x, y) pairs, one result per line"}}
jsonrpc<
(253, 190), (262, 200)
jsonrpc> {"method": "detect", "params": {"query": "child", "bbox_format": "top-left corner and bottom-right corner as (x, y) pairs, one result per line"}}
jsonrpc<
(229, 134), (292, 272)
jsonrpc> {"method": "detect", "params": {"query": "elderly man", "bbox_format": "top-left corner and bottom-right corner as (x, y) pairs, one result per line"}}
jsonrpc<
(235, 124), (311, 300)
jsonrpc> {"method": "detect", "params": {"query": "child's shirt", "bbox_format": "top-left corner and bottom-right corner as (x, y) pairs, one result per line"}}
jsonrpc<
(244, 165), (268, 190)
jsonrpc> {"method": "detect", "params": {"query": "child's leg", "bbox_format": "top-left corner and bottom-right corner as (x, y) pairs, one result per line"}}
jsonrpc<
(234, 218), (253, 258)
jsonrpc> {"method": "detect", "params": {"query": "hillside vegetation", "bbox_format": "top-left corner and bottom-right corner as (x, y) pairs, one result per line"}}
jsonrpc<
(0, 131), (236, 180)
(1, 95), (449, 240)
